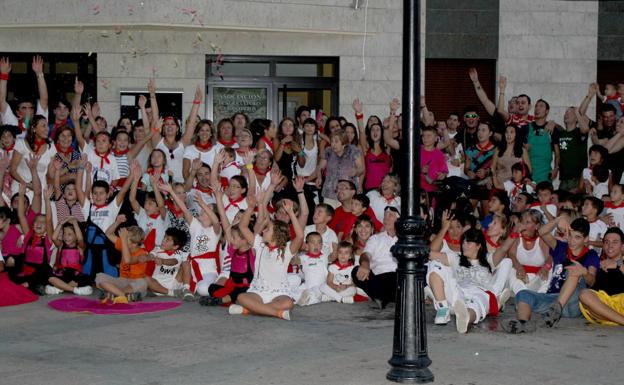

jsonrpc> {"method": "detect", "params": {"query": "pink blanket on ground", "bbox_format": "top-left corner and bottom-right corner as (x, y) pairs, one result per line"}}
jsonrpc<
(48, 297), (182, 315)
(0, 273), (38, 307)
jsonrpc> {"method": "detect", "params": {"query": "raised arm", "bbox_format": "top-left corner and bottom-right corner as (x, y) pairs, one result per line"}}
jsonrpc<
(537, 216), (560, 249)
(114, 161), (137, 206)
(71, 218), (85, 250)
(150, 174), (167, 219)
(128, 164), (142, 214)
(0, 57), (11, 114)
(469, 68), (502, 119)
(193, 194), (221, 235)
(430, 210), (451, 252)
(211, 181), (232, 242)
(74, 104), (89, 149)
(128, 129), (154, 160)
(148, 79), (161, 147)
(43, 188), (55, 240)
(579, 83), (597, 117)
(9, 151), (27, 185)
(75, 155), (88, 206)
(293, 176), (308, 229)
(159, 181), (193, 224)
(495, 75), (507, 115)
(105, 214), (126, 244)
(72, 77), (84, 115)
(180, 86), (203, 147)
(237, 195), (256, 245)
(32, 55), (48, 111)
(184, 158), (202, 192)
(353, 98), (368, 151)
(17, 183), (30, 235)
(51, 218), (65, 248)
(284, 199), (303, 255)
(27, 154), (42, 214)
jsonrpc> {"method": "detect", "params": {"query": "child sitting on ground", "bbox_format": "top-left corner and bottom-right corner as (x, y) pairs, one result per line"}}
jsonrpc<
(294, 232), (329, 306)
(97, 217), (148, 304)
(45, 215), (93, 296)
(320, 241), (357, 304)
(144, 228), (189, 297)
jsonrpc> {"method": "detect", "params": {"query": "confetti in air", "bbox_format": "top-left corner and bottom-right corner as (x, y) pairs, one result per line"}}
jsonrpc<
(128, 5), (136, 15)
(114, 25), (123, 35)
(100, 79), (110, 89)
(92, 4), (101, 15)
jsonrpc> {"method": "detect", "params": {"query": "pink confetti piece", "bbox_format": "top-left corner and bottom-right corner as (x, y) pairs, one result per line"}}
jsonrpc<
(92, 4), (101, 15)
(216, 70), (224, 81)
(151, 67), (157, 77)
(100, 79), (110, 89)
(128, 5), (136, 15)
(180, 7), (197, 16)
(114, 25), (123, 34)
(216, 54), (224, 65)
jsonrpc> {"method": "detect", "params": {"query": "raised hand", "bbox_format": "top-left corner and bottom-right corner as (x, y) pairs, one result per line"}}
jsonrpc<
(0, 57), (11, 74)
(270, 168), (283, 186)
(74, 76), (84, 94)
(147, 78), (156, 94)
(32, 55), (44, 75)
(352, 98), (363, 114)
(194, 85), (203, 102)
(468, 67), (479, 83)
(43, 187), (54, 200)
(191, 157), (203, 173)
(27, 154), (41, 169)
(499, 75), (507, 91)
(71, 104), (81, 123)
(158, 181), (173, 193)
(282, 198), (294, 213)
(91, 102), (101, 118)
(293, 176), (305, 192)
(138, 94), (147, 109)
(390, 98), (400, 114)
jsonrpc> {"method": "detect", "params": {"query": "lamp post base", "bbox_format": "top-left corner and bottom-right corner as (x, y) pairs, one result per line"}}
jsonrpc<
(386, 366), (434, 383)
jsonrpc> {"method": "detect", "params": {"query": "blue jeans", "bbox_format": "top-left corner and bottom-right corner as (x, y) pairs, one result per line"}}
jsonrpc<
(515, 280), (586, 318)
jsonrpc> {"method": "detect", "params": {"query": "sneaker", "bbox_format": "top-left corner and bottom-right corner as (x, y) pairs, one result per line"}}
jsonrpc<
(113, 295), (129, 305)
(298, 289), (312, 306)
(126, 292), (143, 302)
(453, 300), (470, 334)
(182, 288), (195, 302)
(543, 302), (563, 328)
(33, 285), (46, 296)
(228, 304), (248, 315)
(320, 294), (332, 302)
(72, 286), (93, 296)
(278, 309), (291, 320)
(199, 296), (223, 306)
(341, 296), (354, 304)
(45, 285), (63, 295)
(100, 293), (113, 304)
(434, 306), (451, 325)
(424, 286), (435, 303)
(369, 298), (385, 310)
(502, 319), (536, 334)
(497, 288), (512, 311)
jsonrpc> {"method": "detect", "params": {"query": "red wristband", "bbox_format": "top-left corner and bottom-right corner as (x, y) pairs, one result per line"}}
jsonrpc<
(355, 112), (364, 120)
(0, 73), (8, 81)
(192, 100), (200, 105)
(510, 232), (520, 239)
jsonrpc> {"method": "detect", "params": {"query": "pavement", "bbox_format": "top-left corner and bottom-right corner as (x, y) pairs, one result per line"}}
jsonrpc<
(1, 296), (622, 385)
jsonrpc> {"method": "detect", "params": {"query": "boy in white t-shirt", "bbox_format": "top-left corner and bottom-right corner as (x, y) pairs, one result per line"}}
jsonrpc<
(605, 184), (624, 231)
(503, 162), (534, 201)
(320, 241), (357, 303)
(294, 232), (329, 306)
(76, 157), (134, 279)
(582, 196), (608, 254)
(144, 228), (189, 297)
(159, 182), (221, 299)
(304, 203), (338, 259)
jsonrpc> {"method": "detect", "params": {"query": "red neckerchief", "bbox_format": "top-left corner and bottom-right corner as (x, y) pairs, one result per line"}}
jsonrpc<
(30, 234), (45, 247)
(476, 141), (494, 158)
(225, 195), (245, 211)
(55, 143), (73, 157)
(50, 118), (68, 140)
(355, 240), (366, 250)
(306, 251), (322, 258)
(483, 230), (500, 248)
(218, 138), (237, 147)
(223, 161), (241, 170)
(195, 140), (213, 151)
(511, 181), (524, 198)
(267, 244), (278, 252)
(521, 234), (538, 242)
(254, 166), (269, 177)
(334, 261), (353, 270)
(165, 199), (183, 217)
(18, 118), (25, 132)
(444, 234), (460, 246)
(605, 201), (624, 209)
(34, 138), (47, 153)
(235, 148), (248, 157)
(112, 148), (129, 156)
(93, 202), (108, 210)
(3, 143), (14, 156)
(148, 213), (161, 219)
(568, 246), (589, 262)
(195, 185), (213, 194)
(261, 136), (274, 152)
(162, 249), (176, 256)
(147, 167), (163, 176)
(382, 194), (396, 204)
(95, 150), (111, 169)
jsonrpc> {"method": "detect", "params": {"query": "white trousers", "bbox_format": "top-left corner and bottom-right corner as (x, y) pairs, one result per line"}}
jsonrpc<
(319, 283), (357, 302)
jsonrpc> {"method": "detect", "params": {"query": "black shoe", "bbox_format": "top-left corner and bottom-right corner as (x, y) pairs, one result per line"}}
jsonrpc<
(543, 302), (563, 328)
(126, 292), (143, 302)
(32, 285), (46, 296)
(199, 296), (223, 306)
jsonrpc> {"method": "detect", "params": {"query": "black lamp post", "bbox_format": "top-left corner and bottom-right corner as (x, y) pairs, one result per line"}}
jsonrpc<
(386, 0), (433, 382)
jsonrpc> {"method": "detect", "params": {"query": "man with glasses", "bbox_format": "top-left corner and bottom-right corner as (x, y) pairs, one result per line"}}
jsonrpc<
(328, 180), (357, 240)
(0, 55), (49, 138)
(454, 106), (480, 152)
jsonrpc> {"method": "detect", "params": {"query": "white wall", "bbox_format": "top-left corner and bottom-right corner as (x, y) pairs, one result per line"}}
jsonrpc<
(0, 0), (404, 124)
(498, 0), (598, 122)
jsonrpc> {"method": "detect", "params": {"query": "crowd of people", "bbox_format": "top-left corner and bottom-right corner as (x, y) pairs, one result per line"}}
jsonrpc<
(0, 56), (622, 332)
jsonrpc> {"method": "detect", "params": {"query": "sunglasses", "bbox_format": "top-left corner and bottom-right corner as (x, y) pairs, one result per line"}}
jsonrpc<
(168, 148), (175, 159)
(464, 113), (479, 119)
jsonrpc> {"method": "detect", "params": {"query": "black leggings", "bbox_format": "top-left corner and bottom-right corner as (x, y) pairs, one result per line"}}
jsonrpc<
(208, 271), (253, 303)
(351, 266), (397, 306)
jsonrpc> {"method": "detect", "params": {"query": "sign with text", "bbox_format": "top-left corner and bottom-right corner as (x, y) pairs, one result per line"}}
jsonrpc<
(212, 87), (268, 122)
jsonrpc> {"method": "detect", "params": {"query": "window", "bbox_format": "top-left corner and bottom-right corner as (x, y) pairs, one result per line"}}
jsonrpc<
(206, 56), (339, 121)
(0, 52), (97, 105)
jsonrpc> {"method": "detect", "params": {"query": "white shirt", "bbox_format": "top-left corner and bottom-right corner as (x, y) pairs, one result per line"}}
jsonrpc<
(220, 161), (241, 182)
(589, 219), (608, 254)
(304, 225), (338, 257)
(188, 218), (220, 278)
(1, 100), (48, 139)
(186, 188), (216, 216)
(249, 234), (293, 294)
(156, 138), (185, 183)
(81, 198), (121, 232)
(136, 208), (167, 250)
(299, 252), (328, 288)
(605, 202), (624, 231)
(150, 247), (188, 287)
(367, 190), (401, 223)
(13, 138), (57, 192)
(503, 180), (534, 201)
(222, 195), (248, 223)
(183, 145), (217, 169)
(81, 142), (120, 185)
(363, 231), (398, 275)
(328, 262), (355, 286)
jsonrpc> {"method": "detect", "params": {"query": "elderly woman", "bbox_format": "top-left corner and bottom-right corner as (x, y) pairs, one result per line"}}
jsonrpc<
(318, 129), (364, 208)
